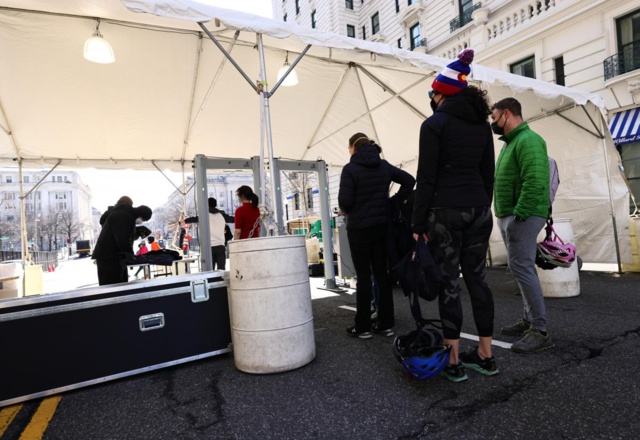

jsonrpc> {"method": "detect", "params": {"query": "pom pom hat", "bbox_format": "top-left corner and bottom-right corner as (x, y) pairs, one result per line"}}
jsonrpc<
(431, 49), (474, 96)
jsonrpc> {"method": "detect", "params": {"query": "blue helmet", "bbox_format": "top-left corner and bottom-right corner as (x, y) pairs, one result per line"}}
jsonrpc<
(393, 329), (451, 380)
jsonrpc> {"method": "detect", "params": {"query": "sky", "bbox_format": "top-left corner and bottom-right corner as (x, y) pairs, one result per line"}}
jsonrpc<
(79, 1), (273, 214)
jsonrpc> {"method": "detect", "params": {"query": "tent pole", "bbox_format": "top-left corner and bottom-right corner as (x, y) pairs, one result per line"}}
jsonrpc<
(198, 23), (258, 93)
(598, 112), (623, 274)
(357, 65), (428, 120)
(257, 34), (283, 235)
(307, 75), (429, 152)
(302, 65), (353, 159)
(354, 68), (381, 149)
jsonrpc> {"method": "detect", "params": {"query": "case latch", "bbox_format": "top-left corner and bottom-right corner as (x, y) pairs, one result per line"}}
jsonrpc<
(191, 280), (209, 303)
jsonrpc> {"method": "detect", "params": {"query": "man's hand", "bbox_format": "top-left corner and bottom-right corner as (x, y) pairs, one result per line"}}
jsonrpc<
(413, 233), (429, 242)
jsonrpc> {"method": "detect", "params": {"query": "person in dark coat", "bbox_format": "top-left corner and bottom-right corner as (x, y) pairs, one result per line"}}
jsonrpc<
(412, 49), (497, 382)
(93, 204), (152, 286)
(339, 133), (415, 339)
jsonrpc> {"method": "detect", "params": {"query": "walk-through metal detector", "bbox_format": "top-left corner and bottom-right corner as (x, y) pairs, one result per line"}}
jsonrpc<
(193, 154), (338, 290)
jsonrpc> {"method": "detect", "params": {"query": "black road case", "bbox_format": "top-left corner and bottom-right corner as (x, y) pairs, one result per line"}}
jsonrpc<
(0, 272), (231, 406)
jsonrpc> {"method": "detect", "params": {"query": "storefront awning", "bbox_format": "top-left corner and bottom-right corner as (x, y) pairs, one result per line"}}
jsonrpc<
(609, 108), (640, 146)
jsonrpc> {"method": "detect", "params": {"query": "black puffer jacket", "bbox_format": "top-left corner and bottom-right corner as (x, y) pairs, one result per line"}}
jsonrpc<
(339, 144), (415, 230)
(92, 204), (138, 261)
(412, 93), (495, 234)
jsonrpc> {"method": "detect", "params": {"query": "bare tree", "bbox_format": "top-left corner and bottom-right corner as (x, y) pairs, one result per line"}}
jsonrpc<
(58, 207), (87, 247)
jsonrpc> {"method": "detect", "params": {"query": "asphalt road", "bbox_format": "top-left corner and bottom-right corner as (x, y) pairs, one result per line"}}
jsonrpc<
(2, 265), (640, 439)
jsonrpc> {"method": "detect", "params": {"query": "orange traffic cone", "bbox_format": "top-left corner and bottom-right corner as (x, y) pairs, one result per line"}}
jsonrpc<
(47, 264), (52, 272)
(52, 264), (56, 272)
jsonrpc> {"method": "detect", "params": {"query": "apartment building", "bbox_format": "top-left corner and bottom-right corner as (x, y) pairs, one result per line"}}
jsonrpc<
(275, 0), (640, 206)
(0, 169), (94, 251)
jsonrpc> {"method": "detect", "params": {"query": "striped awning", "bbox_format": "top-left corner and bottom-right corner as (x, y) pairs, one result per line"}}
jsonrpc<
(609, 108), (640, 146)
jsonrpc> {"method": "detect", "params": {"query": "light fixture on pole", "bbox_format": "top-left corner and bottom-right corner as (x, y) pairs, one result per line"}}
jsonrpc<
(276, 51), (299, 87)
(83, 19), (115, 64)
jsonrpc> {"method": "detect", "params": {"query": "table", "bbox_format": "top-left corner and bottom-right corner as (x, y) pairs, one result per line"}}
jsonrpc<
(173, 258), (197, 276)
(127, 263), (150, 280)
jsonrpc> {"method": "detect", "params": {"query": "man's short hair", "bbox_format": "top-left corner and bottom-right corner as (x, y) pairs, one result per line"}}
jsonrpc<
(208, 197), (217, 209)
(491, 97), (522, 117)
(117, 196), (133, 206)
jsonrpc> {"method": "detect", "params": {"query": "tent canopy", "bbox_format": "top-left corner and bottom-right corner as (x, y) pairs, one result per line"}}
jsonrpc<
(0, 0), (630, 264)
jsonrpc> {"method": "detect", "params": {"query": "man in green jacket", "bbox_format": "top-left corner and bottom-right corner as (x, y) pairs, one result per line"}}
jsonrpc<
(491, 97), (554, 354)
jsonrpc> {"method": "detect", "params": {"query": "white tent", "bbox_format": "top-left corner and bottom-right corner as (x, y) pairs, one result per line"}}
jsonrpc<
(0, 0), (631, 266)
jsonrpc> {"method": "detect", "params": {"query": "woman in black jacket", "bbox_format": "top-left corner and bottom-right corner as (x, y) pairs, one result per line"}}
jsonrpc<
(412, 49), (497, 382)
(339, 133), (415, 339)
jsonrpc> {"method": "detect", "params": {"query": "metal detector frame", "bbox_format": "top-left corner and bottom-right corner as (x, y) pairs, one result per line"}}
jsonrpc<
(193, 154), (337, 289)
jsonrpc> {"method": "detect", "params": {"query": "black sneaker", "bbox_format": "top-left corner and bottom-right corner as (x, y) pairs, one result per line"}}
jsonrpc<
(371, 323), (394, 337)
(460, 348), (500, 376)
(501, 319), (531, 337)
(511, 329), (555, 354)
(346, 325), (372, 339)
(441, 363), (468, 383)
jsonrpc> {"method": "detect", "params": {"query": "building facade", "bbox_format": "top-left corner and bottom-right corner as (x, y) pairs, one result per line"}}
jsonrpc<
(0, 168), (94, 251)
(275, 0), (640, 208)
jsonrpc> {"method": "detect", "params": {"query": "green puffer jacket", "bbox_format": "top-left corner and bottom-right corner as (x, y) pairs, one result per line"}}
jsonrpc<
(494, 122), (549, 219)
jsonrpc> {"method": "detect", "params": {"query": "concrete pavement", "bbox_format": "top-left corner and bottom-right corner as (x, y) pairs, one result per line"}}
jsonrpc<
(4, 265), (640, 439)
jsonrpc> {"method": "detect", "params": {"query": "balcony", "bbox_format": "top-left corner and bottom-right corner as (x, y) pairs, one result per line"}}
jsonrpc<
(450, 3), (482, 33)
(411, 38), (428, 54)
(604, 43), (640, 81)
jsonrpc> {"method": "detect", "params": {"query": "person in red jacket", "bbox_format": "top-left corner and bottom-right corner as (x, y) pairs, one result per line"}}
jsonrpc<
(234, 186), (261, 239)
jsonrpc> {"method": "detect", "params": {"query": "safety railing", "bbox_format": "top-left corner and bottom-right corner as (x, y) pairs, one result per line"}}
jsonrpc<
(604, 43), (640, 81)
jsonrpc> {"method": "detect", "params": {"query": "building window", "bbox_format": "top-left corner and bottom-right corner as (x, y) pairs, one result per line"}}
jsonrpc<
(306, 188), (313, 209)
(347, 24), (355, 38)
(450, 0), (479, 32)
(284, 13), (287, 22)
(408, 0), (415, 5)
(397, 38), (402, 48)
(396, 0), (400, 13)
(554, 56), (565, 86)
(510, 56), (536, 78)
(58, 202), (67, 210)
(57, 176), (62, 182)
(410, 23), (421, 50)
(311, 10), (317, 29)
(294, 193), (300, 210)
(295, 0), (300, 15)
(362, 25), (366, 40)
(23, 176), (29, 183)
(7, 216), (14, 222)
(605, 10), (640, 80)
(5, 176), (11, 183)
(346, 0), (353, 10)
(371, 12), (380, 35)
(4, 193), (15, 200)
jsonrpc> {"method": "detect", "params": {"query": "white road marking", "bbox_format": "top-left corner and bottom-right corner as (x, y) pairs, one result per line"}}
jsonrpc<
(338, 305), (512, 349)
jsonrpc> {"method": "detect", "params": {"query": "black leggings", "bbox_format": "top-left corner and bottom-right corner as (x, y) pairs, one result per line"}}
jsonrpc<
(427, 207), (494, 340)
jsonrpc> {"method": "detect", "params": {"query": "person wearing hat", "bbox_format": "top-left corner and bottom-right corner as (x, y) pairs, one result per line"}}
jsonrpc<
(93, 204), (153, 285)
(180, 197), (232, 270)
(411, 49), (498, 382)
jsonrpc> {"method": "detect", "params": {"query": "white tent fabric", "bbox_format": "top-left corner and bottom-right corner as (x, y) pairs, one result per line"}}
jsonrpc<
(0, 0), (631, 265)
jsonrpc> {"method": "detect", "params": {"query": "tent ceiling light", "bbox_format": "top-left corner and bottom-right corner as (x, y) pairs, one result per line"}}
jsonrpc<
(83, 19), (115, 64)
(276, 52), (298, 87)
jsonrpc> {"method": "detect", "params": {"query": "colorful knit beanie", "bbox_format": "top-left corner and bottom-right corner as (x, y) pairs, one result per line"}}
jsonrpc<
(431, 49), (474, 95)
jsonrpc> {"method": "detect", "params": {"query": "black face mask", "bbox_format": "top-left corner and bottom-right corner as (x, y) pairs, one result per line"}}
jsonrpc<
(490, 122), (504, 135)
(430, 99), (438, 113)
(491, 112), (506, 135)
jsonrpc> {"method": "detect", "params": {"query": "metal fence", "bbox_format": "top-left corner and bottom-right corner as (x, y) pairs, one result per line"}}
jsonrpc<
(0, 251), (58, 271)
(604, 43), (640, 81)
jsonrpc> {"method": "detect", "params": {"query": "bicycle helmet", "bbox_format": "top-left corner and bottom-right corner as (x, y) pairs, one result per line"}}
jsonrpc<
(537, 240), (576, 268)
(393, 329), (451, 380)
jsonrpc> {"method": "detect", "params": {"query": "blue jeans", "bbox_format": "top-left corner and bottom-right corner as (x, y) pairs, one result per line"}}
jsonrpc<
(498, 215), (548, 331)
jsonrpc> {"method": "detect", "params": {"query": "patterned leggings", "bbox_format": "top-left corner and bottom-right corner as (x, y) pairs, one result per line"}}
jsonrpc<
(426, 207), (494, 340)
